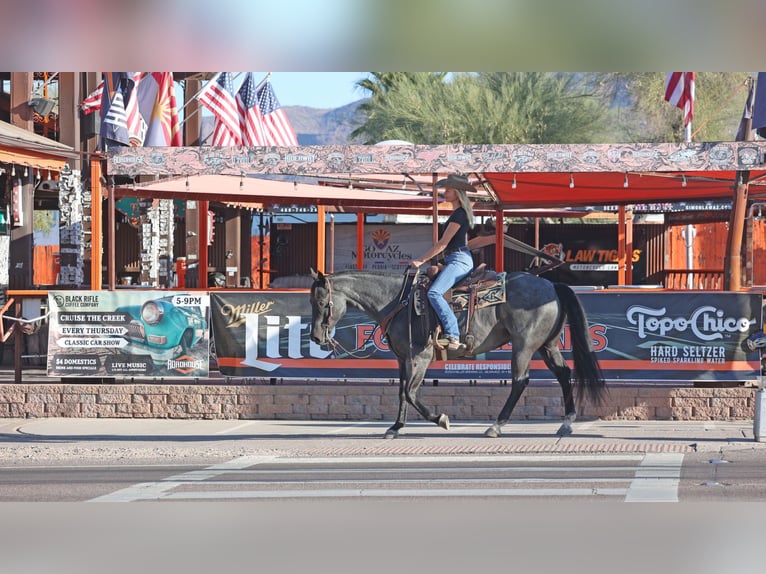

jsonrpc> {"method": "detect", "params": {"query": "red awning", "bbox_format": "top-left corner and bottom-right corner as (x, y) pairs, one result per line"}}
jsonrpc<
(484, 170), (766, 208)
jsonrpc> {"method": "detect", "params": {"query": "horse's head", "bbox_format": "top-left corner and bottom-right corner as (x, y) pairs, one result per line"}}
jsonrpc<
(309, 269), (345, 346)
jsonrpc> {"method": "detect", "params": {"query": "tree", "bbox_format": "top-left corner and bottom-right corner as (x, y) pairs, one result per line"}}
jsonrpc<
(597, 72), (750, 142)
(351, 72), (751, 145)
(352, 72), (609, 144)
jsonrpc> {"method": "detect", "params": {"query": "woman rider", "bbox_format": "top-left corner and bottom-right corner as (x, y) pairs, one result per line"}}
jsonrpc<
(410, 174), (476, 354)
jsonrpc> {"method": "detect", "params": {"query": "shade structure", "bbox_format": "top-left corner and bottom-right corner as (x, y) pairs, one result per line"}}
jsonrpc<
(483, 170), (766, 209)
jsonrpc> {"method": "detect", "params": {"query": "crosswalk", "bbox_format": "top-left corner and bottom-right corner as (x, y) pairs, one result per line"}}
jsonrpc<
(88, 452), (684, 503)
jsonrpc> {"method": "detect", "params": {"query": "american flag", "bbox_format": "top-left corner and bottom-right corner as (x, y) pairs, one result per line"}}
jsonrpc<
(664, 72), (695, 127)
(80, 84), (103, 115)
(198, 72), (242, 146)
(236, 72), (267, 146)
(256, 79), (298, 146)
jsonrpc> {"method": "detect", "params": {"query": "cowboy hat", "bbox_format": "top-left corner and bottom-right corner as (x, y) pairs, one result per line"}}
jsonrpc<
(434, 174), (476, 192)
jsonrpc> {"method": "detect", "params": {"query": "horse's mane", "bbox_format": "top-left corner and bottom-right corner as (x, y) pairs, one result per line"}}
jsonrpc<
(328, 270), (405, 279)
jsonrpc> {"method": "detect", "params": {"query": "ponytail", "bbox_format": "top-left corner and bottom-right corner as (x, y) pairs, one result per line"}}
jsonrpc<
(455, 189), (474, 228)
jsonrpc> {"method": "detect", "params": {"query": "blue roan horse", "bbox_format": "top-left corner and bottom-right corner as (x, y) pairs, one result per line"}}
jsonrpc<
(309, 269), (606, 439)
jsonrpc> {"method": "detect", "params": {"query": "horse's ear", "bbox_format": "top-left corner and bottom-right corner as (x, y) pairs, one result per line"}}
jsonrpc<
(310, 268), (325, 283)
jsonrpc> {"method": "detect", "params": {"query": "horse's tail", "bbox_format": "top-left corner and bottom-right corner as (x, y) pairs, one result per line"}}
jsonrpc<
(553, 283), (607, 406)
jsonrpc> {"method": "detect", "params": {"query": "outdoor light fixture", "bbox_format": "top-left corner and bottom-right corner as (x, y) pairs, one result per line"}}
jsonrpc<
(682, 174), (687, 188)
(569, 174), (574, 189)
(624, 173), (629, 188)
(28, 97), (56, 117)
(35, 169), (41, 182)
(512, 173), (517, 189)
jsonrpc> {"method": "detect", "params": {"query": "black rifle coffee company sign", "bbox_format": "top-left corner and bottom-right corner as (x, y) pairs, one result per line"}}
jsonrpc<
(211, 290), (762, 383)
(47, 291), (209, 378)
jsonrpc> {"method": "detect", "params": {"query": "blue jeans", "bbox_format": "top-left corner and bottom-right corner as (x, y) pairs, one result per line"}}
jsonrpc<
(427, 249), (473, 339)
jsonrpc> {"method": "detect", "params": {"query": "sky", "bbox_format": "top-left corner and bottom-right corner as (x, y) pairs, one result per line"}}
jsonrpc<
(259, 72), (368, 109)
(213, 72), (368, 110)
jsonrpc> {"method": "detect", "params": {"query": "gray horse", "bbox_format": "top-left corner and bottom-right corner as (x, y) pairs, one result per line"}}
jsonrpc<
(309, 269), (606, 439)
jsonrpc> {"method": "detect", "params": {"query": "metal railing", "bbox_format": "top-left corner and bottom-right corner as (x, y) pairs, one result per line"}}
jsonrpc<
(663, 269), (725, 290)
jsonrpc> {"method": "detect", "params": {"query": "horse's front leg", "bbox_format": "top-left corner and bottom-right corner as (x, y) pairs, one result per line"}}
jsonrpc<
(404, 347), (450, 431)
(385, 360), (409, 439)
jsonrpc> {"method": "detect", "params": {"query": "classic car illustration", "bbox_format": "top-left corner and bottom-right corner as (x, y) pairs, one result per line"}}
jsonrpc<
(116, 296), (207, 361)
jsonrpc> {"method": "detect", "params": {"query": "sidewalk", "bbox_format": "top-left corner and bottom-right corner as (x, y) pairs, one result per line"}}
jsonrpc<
(1, 417), (763, 464)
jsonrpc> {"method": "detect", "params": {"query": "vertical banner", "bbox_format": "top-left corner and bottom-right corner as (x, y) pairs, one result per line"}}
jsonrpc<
(211, 290), (761, 382)
(48, 291), (209, 378)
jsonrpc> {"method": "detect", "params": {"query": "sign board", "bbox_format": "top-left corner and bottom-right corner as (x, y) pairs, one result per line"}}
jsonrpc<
(47, 291), (209, 378)
(211, 290), (762, 382)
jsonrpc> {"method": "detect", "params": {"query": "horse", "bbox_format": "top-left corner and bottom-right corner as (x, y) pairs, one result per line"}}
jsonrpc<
(309, 269), (606, 439)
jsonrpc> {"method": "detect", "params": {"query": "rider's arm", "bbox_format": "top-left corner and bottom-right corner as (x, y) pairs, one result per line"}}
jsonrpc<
(410, 221), (461, 267)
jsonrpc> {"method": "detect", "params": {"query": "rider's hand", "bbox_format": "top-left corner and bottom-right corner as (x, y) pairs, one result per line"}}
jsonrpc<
(410, 260), (423, 268)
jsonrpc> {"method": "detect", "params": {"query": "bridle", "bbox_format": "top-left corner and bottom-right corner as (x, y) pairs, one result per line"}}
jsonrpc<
(313, 275), (378, 359)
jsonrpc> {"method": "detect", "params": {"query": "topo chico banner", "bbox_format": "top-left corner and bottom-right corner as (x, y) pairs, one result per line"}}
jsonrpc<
(47, 291), (210, 378)
(211, 290), (762, 383)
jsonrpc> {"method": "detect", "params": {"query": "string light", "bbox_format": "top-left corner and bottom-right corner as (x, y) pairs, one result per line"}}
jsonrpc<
(23, 166), (28, 178)
(47, 170), (52, 182)
(623, 173), (629, 188)
(569, 174), (574, 189)
(681, 174), (687, 188)
(511, 173), (517, 189)
(11, 165), (15, 177)
(35, 169), (41, 182)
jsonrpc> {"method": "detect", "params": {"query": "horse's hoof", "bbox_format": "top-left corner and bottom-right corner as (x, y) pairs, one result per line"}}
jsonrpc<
(437, 413), (450, 430)
(484, 425), (501, 438)
(556, 424), (573, 437)
(384, 429), (399, 439)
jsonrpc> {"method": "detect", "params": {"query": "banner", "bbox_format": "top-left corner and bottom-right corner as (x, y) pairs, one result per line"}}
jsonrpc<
(332, 224), (432, 273)
(211, 290), (762, 382)
(47, 291), (209, 378)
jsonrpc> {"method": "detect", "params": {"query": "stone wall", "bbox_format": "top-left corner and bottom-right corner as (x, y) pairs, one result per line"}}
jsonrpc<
(0, 382), (757, 421)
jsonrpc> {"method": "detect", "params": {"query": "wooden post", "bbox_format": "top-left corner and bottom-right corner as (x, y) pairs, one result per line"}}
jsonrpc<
(9, 72), (33, 131)
(198, 200), (209, 287)
(107, 183), (115, 290)
(495, 208), (504, 272)
(618, 205), (626, 285)
(90, 157), (103, 290)
(356, 214), (364, 270)
(725, 171), (749, 291)
(316, 204), (326, 273)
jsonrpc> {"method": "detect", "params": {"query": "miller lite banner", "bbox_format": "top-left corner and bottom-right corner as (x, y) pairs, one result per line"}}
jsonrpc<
(211, 290), (761, 383)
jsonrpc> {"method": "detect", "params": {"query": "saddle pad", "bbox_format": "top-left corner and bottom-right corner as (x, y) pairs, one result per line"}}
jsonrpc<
(449, 272), (506, 312)
(413, 272), (506, 315)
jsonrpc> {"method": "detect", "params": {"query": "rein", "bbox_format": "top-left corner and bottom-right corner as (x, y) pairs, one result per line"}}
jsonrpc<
(321, 274), (379, 359)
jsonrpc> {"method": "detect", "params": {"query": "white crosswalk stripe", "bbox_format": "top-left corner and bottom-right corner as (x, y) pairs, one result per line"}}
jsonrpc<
(88, 453), (684, 503)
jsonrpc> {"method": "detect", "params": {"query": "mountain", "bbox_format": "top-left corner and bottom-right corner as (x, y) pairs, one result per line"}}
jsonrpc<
(200, 99), (367, 146)
(284, 99), (367, 145)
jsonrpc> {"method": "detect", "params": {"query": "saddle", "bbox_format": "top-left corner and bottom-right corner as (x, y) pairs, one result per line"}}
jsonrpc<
(414, 263), (507, 357)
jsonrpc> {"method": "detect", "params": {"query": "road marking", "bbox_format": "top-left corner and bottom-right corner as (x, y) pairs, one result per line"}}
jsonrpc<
(160, 488), (630, 500)
(624, 452), (684, 502)
(88, 453), (681, 502)
(87, 455), (276, 502)
(213, 421), (256, 435)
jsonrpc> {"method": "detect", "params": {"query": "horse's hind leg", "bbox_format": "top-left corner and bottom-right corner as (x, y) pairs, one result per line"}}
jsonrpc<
(485, 348), (533, 438)
(539, 343), (576, 436)
(385, 360), (409, 439)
